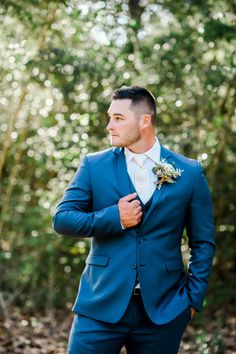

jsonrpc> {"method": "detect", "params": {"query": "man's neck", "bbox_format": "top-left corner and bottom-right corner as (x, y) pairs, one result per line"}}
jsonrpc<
(127, 136), (156, 154)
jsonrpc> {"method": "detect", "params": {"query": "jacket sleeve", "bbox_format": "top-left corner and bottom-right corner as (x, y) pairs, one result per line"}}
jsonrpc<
(185, 161), (215, 312)
(52, 156), (123, 238)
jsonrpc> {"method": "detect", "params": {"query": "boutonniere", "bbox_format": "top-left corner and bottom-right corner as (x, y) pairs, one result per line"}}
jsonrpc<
(152, 159), (184, 190)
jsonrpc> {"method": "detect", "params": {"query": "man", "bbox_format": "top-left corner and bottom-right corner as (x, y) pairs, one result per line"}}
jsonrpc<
(53, 86), (215, 354)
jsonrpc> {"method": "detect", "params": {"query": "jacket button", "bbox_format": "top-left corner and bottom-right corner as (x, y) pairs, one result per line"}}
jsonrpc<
(138, 237), (144, 243)
(130, 264), (137, 269)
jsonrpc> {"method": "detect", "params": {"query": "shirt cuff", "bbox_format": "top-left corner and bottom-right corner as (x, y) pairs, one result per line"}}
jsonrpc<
(120, 221), (126, 229)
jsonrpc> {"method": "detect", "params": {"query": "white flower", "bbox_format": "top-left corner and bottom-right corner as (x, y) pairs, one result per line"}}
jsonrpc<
(152, 159), (184, 190)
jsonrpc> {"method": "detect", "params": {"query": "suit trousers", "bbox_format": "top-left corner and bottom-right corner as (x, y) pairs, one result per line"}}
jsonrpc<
(67, 294), (191, 354)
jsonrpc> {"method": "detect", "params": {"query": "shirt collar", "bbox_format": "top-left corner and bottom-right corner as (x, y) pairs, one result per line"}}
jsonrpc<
(124, 137), (160, 164)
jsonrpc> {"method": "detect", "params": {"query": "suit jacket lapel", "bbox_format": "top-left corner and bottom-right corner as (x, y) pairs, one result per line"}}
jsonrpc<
(112, 145), (173, 229)
(113, 147), (135, 197)
(141, 145), (172, 229)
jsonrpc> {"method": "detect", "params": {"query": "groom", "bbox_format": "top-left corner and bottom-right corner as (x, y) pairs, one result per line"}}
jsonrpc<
(53, 86), (215, 354)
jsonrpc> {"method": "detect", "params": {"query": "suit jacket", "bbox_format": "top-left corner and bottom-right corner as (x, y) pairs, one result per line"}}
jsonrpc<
(53, 145), (215, 325)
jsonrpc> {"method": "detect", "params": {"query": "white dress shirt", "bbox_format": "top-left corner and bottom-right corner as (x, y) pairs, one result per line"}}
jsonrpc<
(124, 138), (161, 203)
(124, 138), (161, 289)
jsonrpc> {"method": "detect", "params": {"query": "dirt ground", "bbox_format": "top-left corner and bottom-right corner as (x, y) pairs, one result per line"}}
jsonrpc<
(0, 307), (235, 354)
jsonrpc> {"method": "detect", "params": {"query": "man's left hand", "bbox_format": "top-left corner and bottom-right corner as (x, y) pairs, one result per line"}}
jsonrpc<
(191, 307), (196, 319)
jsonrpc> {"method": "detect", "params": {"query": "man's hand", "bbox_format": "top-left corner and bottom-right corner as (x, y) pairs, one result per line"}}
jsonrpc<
(118, 193), (143, 228)
(191, 307), (196, 319)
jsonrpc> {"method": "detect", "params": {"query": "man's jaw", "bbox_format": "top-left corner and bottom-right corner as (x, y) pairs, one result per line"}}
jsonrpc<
(109, 135), (123, 147)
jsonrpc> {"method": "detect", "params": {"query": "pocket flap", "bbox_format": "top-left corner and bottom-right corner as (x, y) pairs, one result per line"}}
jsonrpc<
(164, 194), (187, 202)
(166, 260), (183, 271)
(85, 255), (109, 267)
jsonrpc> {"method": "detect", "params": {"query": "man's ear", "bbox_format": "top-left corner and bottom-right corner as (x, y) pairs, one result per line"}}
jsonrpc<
(139, 114), (152, 129)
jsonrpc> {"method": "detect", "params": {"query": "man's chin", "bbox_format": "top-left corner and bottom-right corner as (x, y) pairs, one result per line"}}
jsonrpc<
(111, 142), (123, 147)
(110, 138), (123, 147)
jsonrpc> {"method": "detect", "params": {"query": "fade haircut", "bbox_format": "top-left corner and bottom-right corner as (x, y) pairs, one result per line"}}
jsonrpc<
(112, 86), (156, 126)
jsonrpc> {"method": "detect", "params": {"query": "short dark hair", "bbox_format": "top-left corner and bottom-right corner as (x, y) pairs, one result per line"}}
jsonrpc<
(112, 86), (156, 126)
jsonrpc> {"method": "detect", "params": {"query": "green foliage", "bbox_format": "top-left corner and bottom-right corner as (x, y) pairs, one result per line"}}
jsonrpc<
(0, 0), (235, 314)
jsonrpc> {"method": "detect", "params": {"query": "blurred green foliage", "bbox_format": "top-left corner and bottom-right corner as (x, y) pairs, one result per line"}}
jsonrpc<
(0, 0), (235, 316)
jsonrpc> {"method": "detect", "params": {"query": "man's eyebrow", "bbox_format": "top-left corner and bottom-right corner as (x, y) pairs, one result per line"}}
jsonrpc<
(107, 112), (126, 117)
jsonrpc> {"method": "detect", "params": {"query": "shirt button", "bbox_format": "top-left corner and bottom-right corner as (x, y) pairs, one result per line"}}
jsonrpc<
(138, 237), (144, 243)
(130, 264), (137, 269)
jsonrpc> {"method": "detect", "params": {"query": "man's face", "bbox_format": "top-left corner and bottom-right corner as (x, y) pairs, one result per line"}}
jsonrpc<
(106, 99), (141, 148)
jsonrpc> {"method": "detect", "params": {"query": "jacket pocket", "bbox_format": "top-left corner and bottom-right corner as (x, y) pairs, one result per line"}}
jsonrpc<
(85, 255), (109, 267)
(166, 260), (184, 272)
(164, 194), (187, 202)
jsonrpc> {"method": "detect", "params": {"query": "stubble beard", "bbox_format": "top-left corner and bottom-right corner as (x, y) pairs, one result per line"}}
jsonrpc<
(110, 130), (141, 148)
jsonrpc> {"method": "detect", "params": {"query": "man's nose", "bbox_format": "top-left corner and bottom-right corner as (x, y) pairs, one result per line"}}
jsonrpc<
(106, 120), (114, 131)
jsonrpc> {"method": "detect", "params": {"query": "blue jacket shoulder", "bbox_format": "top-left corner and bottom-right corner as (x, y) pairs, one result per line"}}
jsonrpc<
(164, 147), (199, 171)
(85, 147), (115, 163)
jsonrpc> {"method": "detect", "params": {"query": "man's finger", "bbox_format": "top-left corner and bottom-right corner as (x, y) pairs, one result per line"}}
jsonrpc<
(134, 207), (143, 215)
(130, 200), (141, 207)
(121, 193), (137, 202)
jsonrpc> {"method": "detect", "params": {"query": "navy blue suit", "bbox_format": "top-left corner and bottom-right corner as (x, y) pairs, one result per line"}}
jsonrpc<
(53, 145), (215, 352)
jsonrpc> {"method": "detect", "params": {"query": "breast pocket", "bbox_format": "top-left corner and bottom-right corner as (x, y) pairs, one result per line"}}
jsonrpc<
(164, 194), (188, 202)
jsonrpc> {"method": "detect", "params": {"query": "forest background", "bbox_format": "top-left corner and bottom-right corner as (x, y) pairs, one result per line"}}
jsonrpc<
(0, 0), (235, 353)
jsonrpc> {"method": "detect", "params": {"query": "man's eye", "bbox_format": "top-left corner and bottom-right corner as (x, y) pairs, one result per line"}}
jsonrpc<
(107, 116), (123, 121)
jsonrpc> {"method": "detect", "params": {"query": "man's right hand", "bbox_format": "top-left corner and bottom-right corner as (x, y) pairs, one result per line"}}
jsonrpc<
(118, 193), (143, 228)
